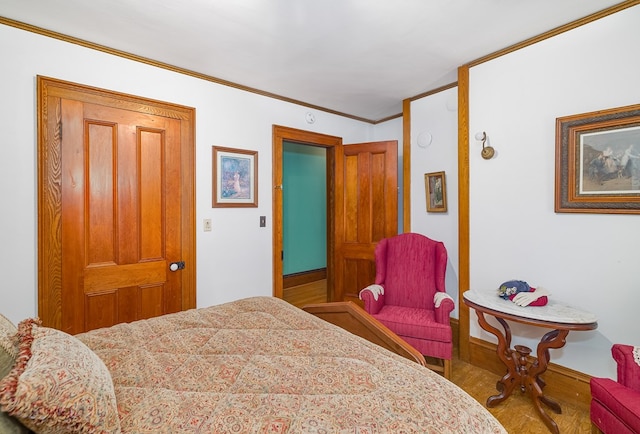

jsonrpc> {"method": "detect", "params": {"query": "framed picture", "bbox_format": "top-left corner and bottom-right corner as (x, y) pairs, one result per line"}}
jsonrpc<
(555, 104), (640, 214)
(212, 146), (258, 207)
(425, 171), (447, 212)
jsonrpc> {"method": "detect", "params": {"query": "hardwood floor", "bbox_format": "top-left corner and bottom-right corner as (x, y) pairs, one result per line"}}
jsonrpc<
(284, 279), (592, 433)
(283, 279), (327, 306)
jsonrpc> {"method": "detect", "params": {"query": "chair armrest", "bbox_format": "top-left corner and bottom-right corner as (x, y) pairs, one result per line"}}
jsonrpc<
(612, 344), (640, 391)
(433, 292), (454, 325)
(359, 284), (385, 315)
(590, 377), (640, 434)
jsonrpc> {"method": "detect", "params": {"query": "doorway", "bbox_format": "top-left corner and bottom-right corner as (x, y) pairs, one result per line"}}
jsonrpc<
(272, 126), (340, 302)
(272, 125), (399, 305)
(282, 141), (328, 306)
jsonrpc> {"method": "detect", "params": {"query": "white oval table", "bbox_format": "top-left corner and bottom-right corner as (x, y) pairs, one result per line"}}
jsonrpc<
(463, 289), (597, 434)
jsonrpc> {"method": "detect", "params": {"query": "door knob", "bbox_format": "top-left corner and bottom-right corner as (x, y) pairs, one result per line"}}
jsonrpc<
(169, 261), (185, 272)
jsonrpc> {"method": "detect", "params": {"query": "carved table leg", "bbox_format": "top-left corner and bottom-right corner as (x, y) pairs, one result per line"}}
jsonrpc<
(475, 312), (570, 434)
(526, 328), (570, 434)
(475, 312), (519, 406)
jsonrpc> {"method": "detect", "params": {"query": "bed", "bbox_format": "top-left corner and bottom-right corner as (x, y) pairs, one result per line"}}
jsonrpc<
(1, 296), (506, 433)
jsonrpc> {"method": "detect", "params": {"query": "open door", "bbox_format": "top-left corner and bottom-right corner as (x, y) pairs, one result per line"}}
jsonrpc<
(273, 125), (397, 304)
(332, 141), (398, 304)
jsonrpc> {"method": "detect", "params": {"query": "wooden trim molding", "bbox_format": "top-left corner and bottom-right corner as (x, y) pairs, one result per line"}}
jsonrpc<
(457, 65), (471, 362)
(402, 98), (412, 232)
(3, 3), (636, 126)
(0, 16), (376, 125)
(283, 268), (327, 289)
(409, 82), (458, 103)
(469, 1), (640, 68)
(450, 317), (460, 349)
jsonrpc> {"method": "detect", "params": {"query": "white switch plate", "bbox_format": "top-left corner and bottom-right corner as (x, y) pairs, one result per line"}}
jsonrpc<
(203, 219), (212, 232)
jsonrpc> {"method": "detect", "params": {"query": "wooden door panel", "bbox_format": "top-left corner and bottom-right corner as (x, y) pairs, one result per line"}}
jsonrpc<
(371, 151), (391, 241)
(56, 90), (184, 333)
(83, 262), (167, 292)
(117, 286), (138, 324)
(335, 141), (398, 305)
(79, 103), (179, 332)
(61, 98), (87, 334)
(85, 291), (117, 331)
(140, 285), (164, 320)
(39, 76), (196, 334)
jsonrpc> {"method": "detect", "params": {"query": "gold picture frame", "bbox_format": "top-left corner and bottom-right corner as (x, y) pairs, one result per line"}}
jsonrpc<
(555, 103), (640, 214)
(425, 171), (447, 212)
(212, 146), (258, 207)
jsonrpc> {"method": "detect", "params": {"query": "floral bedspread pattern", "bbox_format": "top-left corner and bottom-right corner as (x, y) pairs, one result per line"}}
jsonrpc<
(77, 296), (506, 433)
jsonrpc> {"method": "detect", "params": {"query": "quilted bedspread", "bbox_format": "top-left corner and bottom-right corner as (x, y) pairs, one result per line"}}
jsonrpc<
(77, 296), (506, 433)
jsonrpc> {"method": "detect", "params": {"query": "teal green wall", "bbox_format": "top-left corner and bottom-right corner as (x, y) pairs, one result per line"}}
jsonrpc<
(283, 141), (326, 275)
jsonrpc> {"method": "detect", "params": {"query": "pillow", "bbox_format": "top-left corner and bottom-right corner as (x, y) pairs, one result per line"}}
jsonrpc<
(1, 314), (30, 434)
(0, 313), (17, 334)
(0, 313), (18, 360)
(0, 319), (121, 434)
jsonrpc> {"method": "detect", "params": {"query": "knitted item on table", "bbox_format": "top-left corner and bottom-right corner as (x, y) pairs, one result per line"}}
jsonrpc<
(497, 280), (548, 306)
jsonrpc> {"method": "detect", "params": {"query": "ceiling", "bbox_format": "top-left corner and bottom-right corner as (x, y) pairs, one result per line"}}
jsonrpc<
(0, 0), (627, 122)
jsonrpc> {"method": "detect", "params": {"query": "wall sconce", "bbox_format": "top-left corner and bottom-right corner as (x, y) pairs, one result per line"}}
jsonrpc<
(475, 131), (495, 160)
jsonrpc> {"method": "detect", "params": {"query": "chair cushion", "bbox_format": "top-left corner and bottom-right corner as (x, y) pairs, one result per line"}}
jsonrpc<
(0, 318), (121, 434)
(590, 377), (640, 434)
(373, 306), (451, 343)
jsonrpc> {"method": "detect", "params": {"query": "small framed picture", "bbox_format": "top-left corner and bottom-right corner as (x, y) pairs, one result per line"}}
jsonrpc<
(212, 146), (258, 207)
(425, 171), (447, 212)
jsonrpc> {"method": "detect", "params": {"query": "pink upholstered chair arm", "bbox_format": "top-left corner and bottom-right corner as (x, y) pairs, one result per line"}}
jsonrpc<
(612, 344), (640, 391)
(591, 377), (640, 433)
(434, 298), (454, 325)
(359, 286), (385, 315)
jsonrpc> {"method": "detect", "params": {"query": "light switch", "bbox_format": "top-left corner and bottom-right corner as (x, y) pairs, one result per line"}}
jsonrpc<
(203, 219), (212, 232)
(259, 216), (266, 227)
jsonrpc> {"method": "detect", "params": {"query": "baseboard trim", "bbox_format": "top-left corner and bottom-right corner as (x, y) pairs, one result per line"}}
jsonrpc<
(468, 337), (591, 411)
(451, 317), (459, 349)
(283, 268), (327, 289)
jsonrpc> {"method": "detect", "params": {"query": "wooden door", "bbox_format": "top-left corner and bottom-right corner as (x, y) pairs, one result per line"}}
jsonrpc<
(38, 77), (196, 334)
(333, 141), (398, 304)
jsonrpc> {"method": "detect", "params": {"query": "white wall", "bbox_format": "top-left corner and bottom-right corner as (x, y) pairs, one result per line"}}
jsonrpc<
(410, 88), (460, 318)
(468, 5), (640, 378)
(0, 23), (382, 324)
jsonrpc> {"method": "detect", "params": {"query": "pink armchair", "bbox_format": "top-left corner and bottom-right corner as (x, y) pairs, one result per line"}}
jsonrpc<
(359, 233), (454, 378)
(590, 344), (640, 434)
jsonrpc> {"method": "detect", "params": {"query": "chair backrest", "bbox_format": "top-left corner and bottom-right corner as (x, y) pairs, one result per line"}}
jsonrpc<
(374, 233), (447, 309)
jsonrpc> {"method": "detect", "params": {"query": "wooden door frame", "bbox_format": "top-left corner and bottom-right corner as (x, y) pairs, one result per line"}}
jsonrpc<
(37, 76), (197, 329)
(272, 125), (342, 301)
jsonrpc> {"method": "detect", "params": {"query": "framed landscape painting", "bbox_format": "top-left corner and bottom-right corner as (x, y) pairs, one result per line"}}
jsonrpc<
(212, 146), (258, 207)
